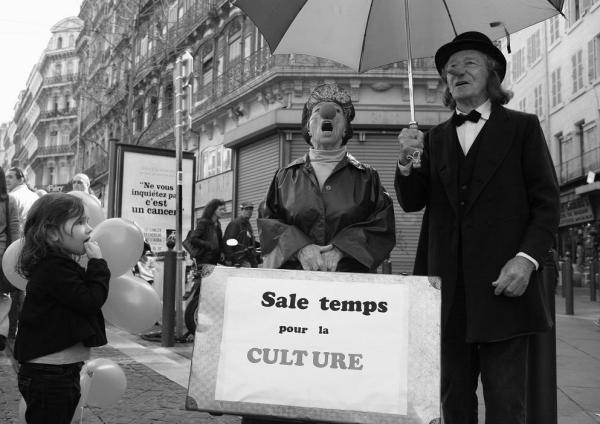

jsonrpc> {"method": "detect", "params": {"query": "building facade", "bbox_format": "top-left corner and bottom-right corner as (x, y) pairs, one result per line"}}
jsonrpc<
(500, 0), (600, 262)
(5, 17), (83, 191)
(2, 0), (454, 273)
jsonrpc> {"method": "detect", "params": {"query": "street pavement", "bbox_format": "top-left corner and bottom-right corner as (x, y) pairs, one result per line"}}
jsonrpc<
(1, 288), (599, 423)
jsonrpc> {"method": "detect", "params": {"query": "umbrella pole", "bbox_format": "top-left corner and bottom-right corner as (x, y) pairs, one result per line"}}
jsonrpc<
(404, 0), (417, 127)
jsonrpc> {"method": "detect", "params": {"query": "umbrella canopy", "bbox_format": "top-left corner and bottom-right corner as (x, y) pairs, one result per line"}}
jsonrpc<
(234, 0), (564, 73)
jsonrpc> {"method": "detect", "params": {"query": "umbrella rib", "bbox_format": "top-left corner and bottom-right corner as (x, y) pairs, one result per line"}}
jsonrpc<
(441, 0), (458, 36)
(358, 0), (376, 72)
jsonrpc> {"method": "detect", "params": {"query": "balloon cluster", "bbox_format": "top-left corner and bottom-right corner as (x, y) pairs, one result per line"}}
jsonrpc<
(1, 191), (162, 334)
(18, 358), (127, 423)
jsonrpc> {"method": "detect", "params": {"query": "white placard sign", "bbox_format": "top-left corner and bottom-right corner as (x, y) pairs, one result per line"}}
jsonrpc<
(119, 150), (194, 253)
(215, 277), (408, 414)
(187, 267), (441, 424)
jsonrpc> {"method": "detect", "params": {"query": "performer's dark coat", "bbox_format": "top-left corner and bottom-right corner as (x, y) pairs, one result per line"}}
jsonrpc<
(259, 153), (396, 272)
(395, 105), (560, 342)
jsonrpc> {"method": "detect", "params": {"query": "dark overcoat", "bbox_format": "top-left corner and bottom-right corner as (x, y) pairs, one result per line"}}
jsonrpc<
(395, 104), (560, 342)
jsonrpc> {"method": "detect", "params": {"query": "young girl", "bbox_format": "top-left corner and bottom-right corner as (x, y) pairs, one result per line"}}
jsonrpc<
(14, 193), (110, 423)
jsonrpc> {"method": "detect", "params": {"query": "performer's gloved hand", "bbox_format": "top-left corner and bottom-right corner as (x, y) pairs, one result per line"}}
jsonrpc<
(297, 244), (325, 271)
(320, 244), (343, 272)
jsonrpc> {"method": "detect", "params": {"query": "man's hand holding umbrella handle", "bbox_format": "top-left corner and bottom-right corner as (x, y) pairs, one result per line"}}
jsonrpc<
(398, 126), (424, 169)
(491, 256), (535, 297)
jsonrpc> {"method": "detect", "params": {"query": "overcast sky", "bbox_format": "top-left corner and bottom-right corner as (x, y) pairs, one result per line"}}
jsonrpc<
(0, 0), (83, 124)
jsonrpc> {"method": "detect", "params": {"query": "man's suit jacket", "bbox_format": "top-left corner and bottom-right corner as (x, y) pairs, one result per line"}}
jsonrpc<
(395, 104), (560, 342)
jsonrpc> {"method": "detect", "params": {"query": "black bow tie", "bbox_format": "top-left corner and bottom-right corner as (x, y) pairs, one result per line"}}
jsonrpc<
(452, 110), (482, 127)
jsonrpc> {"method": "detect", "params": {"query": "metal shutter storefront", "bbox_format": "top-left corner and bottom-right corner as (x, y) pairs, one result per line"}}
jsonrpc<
(289, 133), (423, 274)
(237, 134), (281, 234)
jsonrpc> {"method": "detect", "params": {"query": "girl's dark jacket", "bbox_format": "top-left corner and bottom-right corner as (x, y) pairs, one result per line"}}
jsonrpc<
(14, 255), (111, 362)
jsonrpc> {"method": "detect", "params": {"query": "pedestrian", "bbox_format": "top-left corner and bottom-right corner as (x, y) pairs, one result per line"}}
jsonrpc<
(394, 32), (560, 423)
(4, 167), (40, 341)
(13, 193), (110, 424)
(258, 83), (396, 273)
(182, 199), (226, 336)
(5, 167), (39, 235)
(0, 167), (20, 351)
(184, 198), (226, 266)
(223, 201), (258, 267)
(71, 173), (100, 204)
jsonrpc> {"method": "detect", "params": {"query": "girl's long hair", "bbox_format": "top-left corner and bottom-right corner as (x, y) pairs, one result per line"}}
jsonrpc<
(17, 193), (85, 279)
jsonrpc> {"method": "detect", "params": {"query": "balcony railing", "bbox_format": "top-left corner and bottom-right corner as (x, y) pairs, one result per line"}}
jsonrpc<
(32, 144), (74, 158)
(194, 48), (436, 115)
(44, 74), (78, 85)
(39, 109), (77, 120)
(557, 145), (600, 184)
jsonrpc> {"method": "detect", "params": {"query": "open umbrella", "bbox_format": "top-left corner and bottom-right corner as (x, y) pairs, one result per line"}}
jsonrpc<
(233, 0), (564, 125)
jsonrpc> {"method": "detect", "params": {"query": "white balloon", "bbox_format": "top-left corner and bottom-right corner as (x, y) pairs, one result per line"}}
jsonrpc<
(102, 273), (162, 334)
(68, 191), (105, 228)
(84, 358), (127, 408)
(90, 218), (144, 277)
(1, 238), (27, 290)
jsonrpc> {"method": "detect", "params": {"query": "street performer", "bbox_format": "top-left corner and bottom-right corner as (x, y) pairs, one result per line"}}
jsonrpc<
(258, 83), (396, 274)
(394, 32), (560, 423)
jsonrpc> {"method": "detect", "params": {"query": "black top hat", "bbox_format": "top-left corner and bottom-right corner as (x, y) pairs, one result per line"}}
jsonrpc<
(435, 31), (507, 81)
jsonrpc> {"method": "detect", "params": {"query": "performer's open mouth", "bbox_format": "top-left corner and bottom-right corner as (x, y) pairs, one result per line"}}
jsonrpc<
(321, 122), (333, 132)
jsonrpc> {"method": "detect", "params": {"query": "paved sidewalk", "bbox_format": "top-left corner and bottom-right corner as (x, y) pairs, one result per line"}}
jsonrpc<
(1, 288), (599, 423)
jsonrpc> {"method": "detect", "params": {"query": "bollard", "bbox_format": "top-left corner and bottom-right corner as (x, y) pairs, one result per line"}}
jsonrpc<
(162, 249), (177, 347)
(562, 256), (574, 315)
(381, 257), (392, 274)
(591, 258), (598, 302)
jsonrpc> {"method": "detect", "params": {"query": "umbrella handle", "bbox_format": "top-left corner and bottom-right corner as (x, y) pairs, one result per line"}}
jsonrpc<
(407, 121), (421, 168)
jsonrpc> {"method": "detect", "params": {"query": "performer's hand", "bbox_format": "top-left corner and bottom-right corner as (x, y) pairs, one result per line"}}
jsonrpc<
(398, 127), (424, 166)
(320, 245), (343, 272)
(492, 256), (535, 297)
(297, 244), (325, 271)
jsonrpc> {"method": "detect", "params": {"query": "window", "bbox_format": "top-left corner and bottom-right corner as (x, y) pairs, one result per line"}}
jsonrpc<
(57, 37), (63, 49)
(54, 63), (62, 77)
(202, 58), (213, 86)
(583, 122), (599, 171)
(518, 97), (527, 112)
(588, 34), (600, 83)
(504, 61), (512, 87)
(549, 15), (561, 44)
(228, 21), (242, 63)
(527, 30), (541, 65)
(66, 60), (73, 76)
(49, 129), (58, 145)
(534, 84), (543, 117)
(243, 34), (252, 59)
(68, 35), (75, 47)
(512, 48), (525, 80)
(201, 145), (232, 178)
(571, 50), (584, 93)
(551, 68), (562, 107)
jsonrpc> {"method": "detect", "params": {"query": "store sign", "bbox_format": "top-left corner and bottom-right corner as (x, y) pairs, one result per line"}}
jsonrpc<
(559, 196), (595, 227)
(187, 267), (441, 424)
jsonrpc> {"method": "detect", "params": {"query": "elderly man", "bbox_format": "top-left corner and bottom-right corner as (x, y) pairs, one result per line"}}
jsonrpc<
(223, 201), (258, 268)
(394, 32), (559, 423)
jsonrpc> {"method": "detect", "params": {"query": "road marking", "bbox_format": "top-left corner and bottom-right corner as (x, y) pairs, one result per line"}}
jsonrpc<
(106, 328), (191, 388)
